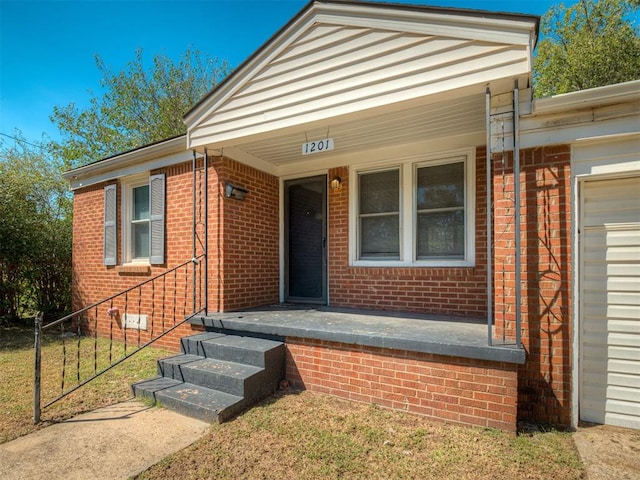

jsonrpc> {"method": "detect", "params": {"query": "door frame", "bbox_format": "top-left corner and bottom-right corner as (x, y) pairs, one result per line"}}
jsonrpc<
(281, 174), (328, 304)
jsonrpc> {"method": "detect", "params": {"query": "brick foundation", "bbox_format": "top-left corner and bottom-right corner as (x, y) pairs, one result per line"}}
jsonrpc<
(286, 337), (519, 432)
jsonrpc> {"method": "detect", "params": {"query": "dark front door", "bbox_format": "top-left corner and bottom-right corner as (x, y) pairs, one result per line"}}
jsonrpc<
(284, 175), (327, 304)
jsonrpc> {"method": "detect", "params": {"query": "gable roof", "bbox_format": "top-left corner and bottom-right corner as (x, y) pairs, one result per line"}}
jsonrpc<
(184, 0), (539, 155)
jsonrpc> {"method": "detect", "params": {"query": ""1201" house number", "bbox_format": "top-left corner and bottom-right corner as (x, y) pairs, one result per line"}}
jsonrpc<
(302, 138), (334, 155)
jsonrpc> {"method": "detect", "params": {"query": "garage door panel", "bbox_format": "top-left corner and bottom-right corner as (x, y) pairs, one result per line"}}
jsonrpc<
(580, 175), (640, 429)
(607, 385), (639, 402)
(608, 292), (640, 306)
(609, 346), (640, 361)
(607, 304), (640, 320)
(605, 246), (640, 262)
(609, 320), (640, 335)
(608, 335), (639, 348)
(609, 372), (640, 389)
(605, 399), (640, 417)
(584, 276), (639, 292)
(582, 228), (640, 247)
(608, 358), (639, 375)
(604, 413), (640, 430)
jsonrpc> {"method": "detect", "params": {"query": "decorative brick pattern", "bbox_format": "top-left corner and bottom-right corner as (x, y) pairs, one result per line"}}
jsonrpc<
(286, 337), (519, 432)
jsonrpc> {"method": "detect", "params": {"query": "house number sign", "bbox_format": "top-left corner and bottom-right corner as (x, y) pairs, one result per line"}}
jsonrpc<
(302, 138), (334, 155)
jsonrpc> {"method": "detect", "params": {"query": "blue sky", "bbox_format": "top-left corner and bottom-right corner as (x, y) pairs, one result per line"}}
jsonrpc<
(0, 0), (556, 145)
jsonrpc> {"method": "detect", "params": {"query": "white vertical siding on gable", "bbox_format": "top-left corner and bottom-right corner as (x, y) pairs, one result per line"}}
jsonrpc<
(189, 23), (530, 148)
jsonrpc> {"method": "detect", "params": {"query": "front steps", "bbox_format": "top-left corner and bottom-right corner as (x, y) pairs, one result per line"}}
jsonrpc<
(132, 332), (285, 423)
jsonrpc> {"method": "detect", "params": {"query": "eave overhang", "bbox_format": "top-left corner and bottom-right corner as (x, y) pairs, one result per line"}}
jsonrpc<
(62, 135), (198, 191)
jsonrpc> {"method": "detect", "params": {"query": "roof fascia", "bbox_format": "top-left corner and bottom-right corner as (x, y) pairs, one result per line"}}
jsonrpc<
(62, 135), (187, 181)
(531, 80), (640, 116)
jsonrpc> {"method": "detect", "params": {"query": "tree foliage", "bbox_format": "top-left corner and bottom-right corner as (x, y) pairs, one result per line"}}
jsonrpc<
(0, 133), (72, 322)
(51, 49), (230, 168)
(533, 0), (640, 97)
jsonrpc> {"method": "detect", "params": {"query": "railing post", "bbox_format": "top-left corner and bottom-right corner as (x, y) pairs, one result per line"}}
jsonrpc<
(34, 312), (43, 423)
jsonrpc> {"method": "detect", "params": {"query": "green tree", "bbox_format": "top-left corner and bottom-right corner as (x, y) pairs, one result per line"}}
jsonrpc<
(533, 0), (640, 97)
(0, 133), (72, 322)
(51, 49), (230, 168)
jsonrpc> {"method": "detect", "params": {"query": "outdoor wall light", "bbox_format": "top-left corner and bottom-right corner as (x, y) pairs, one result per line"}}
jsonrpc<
(225, 182), (248, 200)
(330, 176), (342, 190)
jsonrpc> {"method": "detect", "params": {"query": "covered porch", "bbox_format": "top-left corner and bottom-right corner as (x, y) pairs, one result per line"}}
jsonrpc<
(190, 304), (524, 432)
(190, 304), (525, 364)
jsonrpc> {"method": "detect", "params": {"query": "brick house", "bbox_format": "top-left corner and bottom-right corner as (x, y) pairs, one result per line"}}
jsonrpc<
(63, 0), (640, 431)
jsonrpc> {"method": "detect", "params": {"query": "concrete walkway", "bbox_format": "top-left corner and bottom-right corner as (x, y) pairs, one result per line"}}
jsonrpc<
(0, 399), (210, 480)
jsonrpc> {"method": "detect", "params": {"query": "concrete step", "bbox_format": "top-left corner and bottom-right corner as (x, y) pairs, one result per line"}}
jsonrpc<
(134, 332), (286, 423)
(132, 376), (244, 423)
(181, 333), (285, 368)
(158, 354), (263, 397)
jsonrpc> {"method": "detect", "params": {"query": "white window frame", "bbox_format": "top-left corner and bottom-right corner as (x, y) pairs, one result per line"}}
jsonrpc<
(356, 166), (403, 261)
(121, 173), (151, 264)
(349, 148), (475, 267)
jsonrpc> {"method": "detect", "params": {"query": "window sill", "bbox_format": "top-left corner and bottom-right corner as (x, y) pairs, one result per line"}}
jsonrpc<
(116, 264), (151, 275)
(351, 260), (475, 268)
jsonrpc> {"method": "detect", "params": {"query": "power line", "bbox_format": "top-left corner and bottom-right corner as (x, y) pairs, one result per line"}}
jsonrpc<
(0, 132), (46, 149)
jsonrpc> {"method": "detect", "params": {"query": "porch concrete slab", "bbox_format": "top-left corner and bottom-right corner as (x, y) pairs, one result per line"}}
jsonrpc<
(0, 399), (210, 480)
(190, 305), (525, 364)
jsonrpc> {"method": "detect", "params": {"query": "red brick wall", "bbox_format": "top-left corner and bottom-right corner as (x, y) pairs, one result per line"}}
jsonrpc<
(492, 146), (572, 427)
(71, 160), (207, 351)
(286, 337), (519, 432)
(217, 157), (280, 311)
(327, 147), (488, 318)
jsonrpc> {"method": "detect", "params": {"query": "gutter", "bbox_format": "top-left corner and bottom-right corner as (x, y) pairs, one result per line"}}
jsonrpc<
(531, 80), (640, 117)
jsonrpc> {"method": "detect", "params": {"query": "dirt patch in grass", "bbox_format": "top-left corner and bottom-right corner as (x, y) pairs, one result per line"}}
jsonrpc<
(136, 390), (584, 480)
(0, 325), (170, 444)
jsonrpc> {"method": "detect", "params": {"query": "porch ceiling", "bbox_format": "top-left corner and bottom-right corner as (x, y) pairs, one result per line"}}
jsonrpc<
(226, 90), (487, 168)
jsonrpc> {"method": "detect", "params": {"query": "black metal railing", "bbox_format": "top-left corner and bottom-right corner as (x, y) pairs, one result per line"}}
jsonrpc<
(33, 255), (204, 423)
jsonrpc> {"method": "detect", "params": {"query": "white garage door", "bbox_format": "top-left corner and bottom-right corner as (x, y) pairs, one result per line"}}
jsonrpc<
(580, 176), (640, 429)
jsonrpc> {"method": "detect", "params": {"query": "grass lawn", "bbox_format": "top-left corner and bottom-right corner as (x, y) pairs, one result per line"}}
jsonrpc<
(135, 390), (584, 480)
(1, 326), (585, 479)
(0, 325), (170, 443)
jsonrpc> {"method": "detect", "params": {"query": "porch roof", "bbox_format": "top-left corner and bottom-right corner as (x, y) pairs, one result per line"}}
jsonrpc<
(185, 0), (538, 177)
(189, 305), (526, 365)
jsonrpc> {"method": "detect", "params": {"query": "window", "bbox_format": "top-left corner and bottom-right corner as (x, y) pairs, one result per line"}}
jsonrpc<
(351, 151), (474, 267)
(131, 184), (150, 260)
(103, 173), (165, 266)
(416, 162), (465, 260)
(358, 169), (400, 259)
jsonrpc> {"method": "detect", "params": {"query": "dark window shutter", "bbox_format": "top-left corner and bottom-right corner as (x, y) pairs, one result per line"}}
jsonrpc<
(149, 173), (165, 265)
(103, 184), (117, 266)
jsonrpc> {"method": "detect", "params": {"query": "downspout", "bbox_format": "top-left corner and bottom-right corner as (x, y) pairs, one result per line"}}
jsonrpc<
(192, 150), (197, 313)
(513, 80), (522, 348)
(486, 86), (493, 346)
(204, 148), (209, 315)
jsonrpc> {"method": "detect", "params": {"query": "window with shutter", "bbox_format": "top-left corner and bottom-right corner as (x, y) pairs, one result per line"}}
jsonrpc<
(105, 173), (166, 266)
